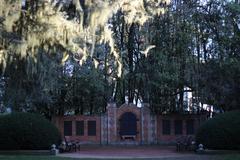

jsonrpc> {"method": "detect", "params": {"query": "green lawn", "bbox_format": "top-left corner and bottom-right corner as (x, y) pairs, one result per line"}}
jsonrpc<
(0, 156), (75, 160)
(0, 155), (240, 160)
(217, 154), (240, 160)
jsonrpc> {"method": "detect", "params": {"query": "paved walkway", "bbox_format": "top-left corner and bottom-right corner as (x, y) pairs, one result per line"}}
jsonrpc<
(58, 145), (197, 159)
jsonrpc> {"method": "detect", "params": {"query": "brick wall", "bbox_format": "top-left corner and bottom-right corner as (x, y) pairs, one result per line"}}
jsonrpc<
(156, 114), (207, 144)
(52, 104), (207, 145)
(53, 115), (101, 144)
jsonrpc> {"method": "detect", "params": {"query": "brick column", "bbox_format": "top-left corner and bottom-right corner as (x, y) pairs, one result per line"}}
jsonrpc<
(101, 114), (108, 145)
(141, 103), (151, 144)
(107, 102), (117, 144)
(150, 114), (157, 144)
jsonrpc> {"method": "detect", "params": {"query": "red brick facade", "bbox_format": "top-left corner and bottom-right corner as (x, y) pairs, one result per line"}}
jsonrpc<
(53, 115), (101, 144)
(156, 114), (206, 144)
(53, 103), (207, 145)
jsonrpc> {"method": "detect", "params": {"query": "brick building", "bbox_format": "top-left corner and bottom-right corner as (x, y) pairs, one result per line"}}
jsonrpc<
(53, 102), (207, 145)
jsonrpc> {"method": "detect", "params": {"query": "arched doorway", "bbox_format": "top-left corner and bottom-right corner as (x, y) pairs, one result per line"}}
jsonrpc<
(119, 112), (137, 140)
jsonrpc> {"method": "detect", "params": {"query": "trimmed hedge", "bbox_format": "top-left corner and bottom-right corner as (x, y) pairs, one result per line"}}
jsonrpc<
(196, 111), (240, 150)
(0, 113), (61, 150)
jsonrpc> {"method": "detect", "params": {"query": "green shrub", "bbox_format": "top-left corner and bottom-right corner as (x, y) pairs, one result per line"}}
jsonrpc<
(0, 113), (61, 150)
(196, 111), (240, 150)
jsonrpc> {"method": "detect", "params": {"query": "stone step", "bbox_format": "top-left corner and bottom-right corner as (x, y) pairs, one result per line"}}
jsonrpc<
(117, 141), (140, 145)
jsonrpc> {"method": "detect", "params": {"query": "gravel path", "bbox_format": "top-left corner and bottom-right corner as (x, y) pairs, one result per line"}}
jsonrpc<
(57, 146), (237, 160)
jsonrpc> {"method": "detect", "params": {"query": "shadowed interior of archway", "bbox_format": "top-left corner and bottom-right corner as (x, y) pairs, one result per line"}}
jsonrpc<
(119, 112), (137, 138)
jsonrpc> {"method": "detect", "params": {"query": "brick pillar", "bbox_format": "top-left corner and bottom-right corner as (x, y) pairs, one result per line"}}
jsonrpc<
(107, 102), (117, 144)
(101, 114), (108, 145)
(141, 103), (151, 144)
(150, 114), (157, 144)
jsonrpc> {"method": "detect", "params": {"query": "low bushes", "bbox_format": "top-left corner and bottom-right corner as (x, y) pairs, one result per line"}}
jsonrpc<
(0, 113), (61, 150)
(196, 111), (240, 150)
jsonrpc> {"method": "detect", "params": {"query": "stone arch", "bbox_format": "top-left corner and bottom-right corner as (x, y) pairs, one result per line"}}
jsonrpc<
(116, 104), (141, 141)
(117, 103), (140, 120)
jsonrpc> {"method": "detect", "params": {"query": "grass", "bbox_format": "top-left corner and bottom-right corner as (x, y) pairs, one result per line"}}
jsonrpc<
(220, 154), (240, 160)
(0, 154), (240, 160)
(0, 156), (75, 160)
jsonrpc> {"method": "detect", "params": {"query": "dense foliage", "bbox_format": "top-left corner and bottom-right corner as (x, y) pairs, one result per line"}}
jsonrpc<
(0, 113), (61, 150)
(196, 111), (240, 150)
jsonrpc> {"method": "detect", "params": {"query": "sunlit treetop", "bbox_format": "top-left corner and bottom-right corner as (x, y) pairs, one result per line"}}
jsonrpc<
(0, 0), (169, 76)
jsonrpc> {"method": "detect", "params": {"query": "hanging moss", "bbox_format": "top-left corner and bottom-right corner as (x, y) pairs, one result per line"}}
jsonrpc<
(0, 0), (169, 76)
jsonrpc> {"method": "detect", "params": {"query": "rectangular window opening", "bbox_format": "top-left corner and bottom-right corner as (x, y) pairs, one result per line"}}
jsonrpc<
(162, 120), (171, 135)
(88, 120), (96, 136)
(174, 120), (183, 135)
(64, 121), (72, 136)
(186, 119), (195, 135)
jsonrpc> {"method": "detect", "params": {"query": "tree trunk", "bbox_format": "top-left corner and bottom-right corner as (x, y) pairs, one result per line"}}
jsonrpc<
(127, 23), (135, 103)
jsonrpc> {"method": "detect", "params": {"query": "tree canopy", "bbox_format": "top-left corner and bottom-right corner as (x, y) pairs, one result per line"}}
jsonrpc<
(0, 0), (239, 117)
